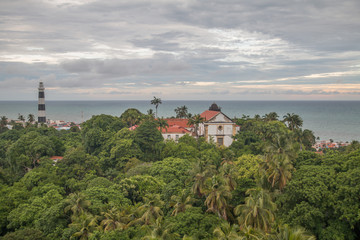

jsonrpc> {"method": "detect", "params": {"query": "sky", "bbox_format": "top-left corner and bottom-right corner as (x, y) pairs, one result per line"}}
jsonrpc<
(1, 0), (360, 100)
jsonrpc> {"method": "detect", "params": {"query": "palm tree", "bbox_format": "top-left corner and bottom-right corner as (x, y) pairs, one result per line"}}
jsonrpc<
(157, 117), (169, 133)
(132, 194), (164, 226)
(219, 162), (237, 191)
(175, 105), (189, 118)
(213, 222), (241, 240)
(151, 96), (162, 118)
(169, 189), (192, 216)
(28, 114), (35, 123)
(120, 108), (143, 127)
(0, 116), (8, 128)
(187, 114), (204, 138)
(204, 175), (232, 220)
(234, 188), (276, 233)
(18, 114), (25, 122)
(262, 132), (296, 190)
(264, 155), (294, 191)
(70, 213), (98, 240)
(283, 113), (303, 131)
(64, 192), (91, 218)
(263, 112), (279, 121)
(272, 224), (316, 240)
(100, 207), (130, 232)
(142, 217), (179, 240)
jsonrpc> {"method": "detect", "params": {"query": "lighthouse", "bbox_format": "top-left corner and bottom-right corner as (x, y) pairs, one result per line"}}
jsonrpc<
(38, 82), (46, 123)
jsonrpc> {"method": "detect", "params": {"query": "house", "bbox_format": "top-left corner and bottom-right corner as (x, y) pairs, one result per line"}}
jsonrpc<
(161, 124), (191, 142)
(198, 103), (240, 147)
(161, 118), (192, 141)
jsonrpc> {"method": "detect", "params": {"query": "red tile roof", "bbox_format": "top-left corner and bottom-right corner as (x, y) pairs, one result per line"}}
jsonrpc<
(165, 118), (191, 128)
(200, 110), (220, 121)
(50, 156), (63, 160)
(162, 125), (191, 134)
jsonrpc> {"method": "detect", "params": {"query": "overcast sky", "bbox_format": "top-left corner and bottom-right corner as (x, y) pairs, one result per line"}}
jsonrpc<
(1, 0), (359, 100)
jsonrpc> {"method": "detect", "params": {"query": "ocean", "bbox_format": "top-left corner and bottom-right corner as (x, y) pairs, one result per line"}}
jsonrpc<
(0, 100), (359, 142)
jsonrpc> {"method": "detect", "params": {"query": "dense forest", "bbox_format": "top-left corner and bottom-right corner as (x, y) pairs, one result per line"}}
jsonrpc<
(0, 109), (359, 240)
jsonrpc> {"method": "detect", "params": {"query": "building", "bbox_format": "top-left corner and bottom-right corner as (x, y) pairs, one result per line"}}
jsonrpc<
(198, 103), (240, 147)
(161, 103), (240, 147)
(38, 82), (46, 123)
(161, 118), (192, 142)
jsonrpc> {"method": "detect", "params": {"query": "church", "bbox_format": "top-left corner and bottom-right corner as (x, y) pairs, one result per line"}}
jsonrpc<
(161, 103), (240, 147)
(198, 103), (240, 147)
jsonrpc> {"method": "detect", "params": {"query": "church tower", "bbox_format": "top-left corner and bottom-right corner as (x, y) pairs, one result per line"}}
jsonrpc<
(38, 82), (46, 123)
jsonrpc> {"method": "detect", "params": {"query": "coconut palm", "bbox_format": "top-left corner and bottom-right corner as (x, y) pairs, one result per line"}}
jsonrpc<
(235, 188), (276, 233)
(0, 116), (7, 128)
(151, 96), (162, 118)
(238, 225), (265, 240)
(263, 112), (279, 121)
(142, 217), (179, 240)
(175, 105), (189, 118)
(64, 192), (91, 218)
(213, 222), (241, 240)
(27, 114), (35, 123)
(70, 213), (98, 240)
(187, 114), (204, 138)
(18, 114), (25, 122)
(169, 189), (192, 216)
(283, 113), (303, 131)
(219, 162), (237, 191)
(264, 155), (294, 191)
(191, 169), (208, 197)
(132, 194), (164, 226)
(204, 175), (232, 220)
(272, 224), (316, 240)
(157, 117), (169, 133)
(120, 108), (143, 127)
(100, 207), (131, 232)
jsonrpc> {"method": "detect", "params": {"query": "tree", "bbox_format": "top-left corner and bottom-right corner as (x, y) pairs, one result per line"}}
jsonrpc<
(204, 175), (232, 220)
(0, 116), (8, 128)
(157, 117), (169, 133)
(27, 114), (35, 123)
(262, 155), (294, 191)
(213, 222), (241, 240)
(187, 114), (204, 138)
(70, 213), (98, 240)
(175, 105), (189, 119)
(150, 96), (162, 118)
(283, 113), (303, 131)
(100, 207), (130, 232)
(132, 194), (164, 226)
(263, 112), (279, 121)
(235, 188), (276, 232)
(272, 224), (316, 240)
(64, 192), (91, 218)
(120, 108), (144, 127)
(169, 189), (192, 216)
(134, 120), (164, 161)
(18, 114), (25, 122)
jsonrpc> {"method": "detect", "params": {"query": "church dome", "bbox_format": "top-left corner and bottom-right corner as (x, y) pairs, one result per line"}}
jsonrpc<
(209, 103), (221, 111)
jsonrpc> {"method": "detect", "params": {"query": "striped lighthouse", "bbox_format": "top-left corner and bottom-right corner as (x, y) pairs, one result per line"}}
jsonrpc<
(38, 82), (46, 123)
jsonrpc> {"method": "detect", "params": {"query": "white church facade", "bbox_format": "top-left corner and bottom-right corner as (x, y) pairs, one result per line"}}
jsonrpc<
(198, 103), (240, 147)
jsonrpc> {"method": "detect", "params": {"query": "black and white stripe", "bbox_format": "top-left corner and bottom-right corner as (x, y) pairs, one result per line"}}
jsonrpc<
(38, 82), (46, 123)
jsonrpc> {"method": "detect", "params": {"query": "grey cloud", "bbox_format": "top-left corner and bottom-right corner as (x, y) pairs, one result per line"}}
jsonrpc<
(61, 55), (190, 77)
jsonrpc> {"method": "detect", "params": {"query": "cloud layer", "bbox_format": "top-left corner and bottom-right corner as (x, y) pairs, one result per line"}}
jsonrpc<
(1, 0), (359, 100)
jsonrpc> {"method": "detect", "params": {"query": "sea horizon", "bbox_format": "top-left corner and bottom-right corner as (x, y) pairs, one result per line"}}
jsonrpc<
(1, 100), (359, 142)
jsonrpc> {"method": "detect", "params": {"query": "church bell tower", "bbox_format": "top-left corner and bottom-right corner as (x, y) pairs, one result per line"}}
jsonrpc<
(38, 82), (46, 123)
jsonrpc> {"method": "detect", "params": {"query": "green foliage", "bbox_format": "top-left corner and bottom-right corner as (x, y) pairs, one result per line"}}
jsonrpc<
(120, 108), (144, 127)
(0, 228), (47, 240)
(0, 110), (359, 239)
(166, 207), (223, 239)
(134, 120), (163, 161)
